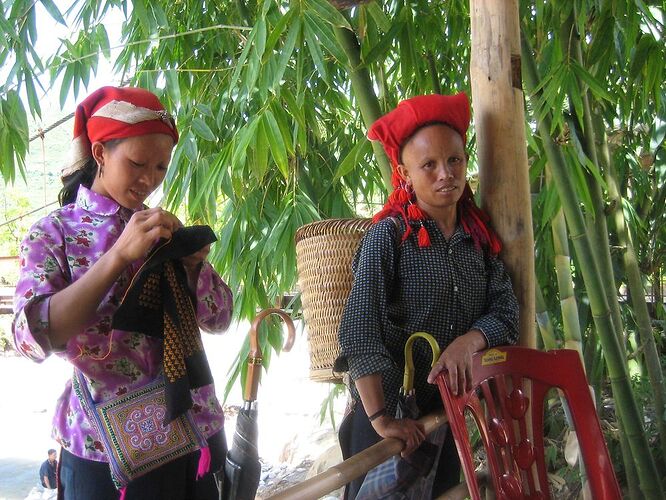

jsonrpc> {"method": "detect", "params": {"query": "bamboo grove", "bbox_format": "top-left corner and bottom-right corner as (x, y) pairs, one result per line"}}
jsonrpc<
(1, 0), (665, 496)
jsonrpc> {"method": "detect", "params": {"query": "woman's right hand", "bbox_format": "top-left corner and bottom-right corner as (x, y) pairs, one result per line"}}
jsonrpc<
(371, 414), (426, 457)
(110, 207), (182, 265)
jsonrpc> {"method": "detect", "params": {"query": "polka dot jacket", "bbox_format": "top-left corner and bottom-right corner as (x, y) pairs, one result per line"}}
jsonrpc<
(335, 217), (519, 415)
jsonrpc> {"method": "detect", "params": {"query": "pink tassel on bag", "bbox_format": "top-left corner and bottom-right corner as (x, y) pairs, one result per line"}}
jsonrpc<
(119, 486), (127, 500)
(196, 446), (211, 479)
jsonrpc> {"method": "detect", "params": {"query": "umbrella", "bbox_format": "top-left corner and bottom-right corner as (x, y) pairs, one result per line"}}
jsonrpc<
(221, 308), (296, 500)
(356, 332), (441, 499)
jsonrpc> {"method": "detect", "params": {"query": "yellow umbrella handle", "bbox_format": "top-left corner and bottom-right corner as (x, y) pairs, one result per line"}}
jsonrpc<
(402, 332), (441, 394)
(245, 308), (296, 402)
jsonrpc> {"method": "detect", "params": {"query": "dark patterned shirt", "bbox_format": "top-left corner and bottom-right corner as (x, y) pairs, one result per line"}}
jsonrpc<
(336, 218), (519, 414)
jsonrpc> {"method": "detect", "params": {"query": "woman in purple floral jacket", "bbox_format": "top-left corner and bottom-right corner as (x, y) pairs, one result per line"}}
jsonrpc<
(12, 86), (233, 500)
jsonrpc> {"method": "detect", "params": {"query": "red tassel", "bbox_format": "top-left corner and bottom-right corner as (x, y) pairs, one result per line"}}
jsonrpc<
(395, 187), (410, 205)
(196, 446), (211, 479)
(407, 203), (424, 220)
(417, 225), (431, 247)
(119, 487), (127, 500)
(391, 170), (403, 188)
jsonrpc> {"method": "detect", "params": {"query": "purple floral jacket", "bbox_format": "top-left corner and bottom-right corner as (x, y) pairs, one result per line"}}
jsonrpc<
(12, 186), (233, 462)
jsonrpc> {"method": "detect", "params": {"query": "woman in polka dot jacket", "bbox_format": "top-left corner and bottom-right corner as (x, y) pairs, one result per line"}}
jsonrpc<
(335, 93), (519, 499)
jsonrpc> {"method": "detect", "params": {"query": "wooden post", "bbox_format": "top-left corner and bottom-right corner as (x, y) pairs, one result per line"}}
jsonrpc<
(470, 0), (535, 347)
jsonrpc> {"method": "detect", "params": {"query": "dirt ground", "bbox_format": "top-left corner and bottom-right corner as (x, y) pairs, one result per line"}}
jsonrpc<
(0, 319), (346, 500)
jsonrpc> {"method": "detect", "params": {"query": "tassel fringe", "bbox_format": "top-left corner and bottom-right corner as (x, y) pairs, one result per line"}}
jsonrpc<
(417, 225), (431, 247)
(374, 181), (501, 255)
(196, 446), (211, 480)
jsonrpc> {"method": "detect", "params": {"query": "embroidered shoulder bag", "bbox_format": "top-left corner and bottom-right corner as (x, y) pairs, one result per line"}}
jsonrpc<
(72, 370), (209, 491)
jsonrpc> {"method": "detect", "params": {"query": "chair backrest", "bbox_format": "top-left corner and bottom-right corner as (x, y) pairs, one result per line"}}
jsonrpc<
(435, 347), (621, 500)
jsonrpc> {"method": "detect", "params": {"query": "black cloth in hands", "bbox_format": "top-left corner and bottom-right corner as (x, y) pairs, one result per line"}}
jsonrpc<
(112, 225), (217, 423)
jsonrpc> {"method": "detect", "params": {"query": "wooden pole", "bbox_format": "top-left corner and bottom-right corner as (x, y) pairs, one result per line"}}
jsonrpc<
(469, 0), (535, 347)
(267, 411), (446, 500)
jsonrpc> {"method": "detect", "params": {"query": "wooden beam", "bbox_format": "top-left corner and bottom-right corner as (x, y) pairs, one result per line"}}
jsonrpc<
(470, 0), (535, 347)
(267, 411), (446, 500)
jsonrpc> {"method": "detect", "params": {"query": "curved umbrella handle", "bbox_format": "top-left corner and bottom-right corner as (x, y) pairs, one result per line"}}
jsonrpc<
(245, 308), (296, 402)
(402, 332), (440, 394)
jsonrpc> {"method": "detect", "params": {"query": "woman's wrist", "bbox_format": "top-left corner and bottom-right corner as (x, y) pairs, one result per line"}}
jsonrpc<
(370, 412), (393, 433)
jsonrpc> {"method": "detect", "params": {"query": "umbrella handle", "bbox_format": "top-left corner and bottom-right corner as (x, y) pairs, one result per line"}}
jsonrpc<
(245, 308), (297, 402)
(402, 332), (441, 394)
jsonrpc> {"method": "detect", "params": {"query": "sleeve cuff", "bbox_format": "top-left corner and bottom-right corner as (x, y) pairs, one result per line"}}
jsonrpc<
(13, 295), (61, 360)
(472, 316), (514, 348)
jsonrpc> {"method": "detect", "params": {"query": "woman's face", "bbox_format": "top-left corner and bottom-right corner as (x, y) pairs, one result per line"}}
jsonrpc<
(397, 123), (467, 218)
(91, 133), (174, 209)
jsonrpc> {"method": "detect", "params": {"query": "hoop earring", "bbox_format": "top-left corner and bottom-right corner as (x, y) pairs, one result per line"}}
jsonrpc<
(97, 163), (104, 178)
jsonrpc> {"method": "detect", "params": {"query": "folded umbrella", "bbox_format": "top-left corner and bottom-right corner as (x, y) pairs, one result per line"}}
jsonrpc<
(222, 308), (296, 500)
(356, 332), (441, 500)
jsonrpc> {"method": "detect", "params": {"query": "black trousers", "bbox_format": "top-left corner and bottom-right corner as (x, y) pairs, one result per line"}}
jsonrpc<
(339, 404), (460, 500)
(58, 431), (226, 500)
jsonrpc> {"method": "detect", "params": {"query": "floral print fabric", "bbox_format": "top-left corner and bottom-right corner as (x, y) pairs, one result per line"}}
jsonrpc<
(12, 186), (233, 462)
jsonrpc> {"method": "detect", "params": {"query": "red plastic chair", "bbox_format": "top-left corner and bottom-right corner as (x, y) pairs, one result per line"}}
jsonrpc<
(435, 346), (621, 500)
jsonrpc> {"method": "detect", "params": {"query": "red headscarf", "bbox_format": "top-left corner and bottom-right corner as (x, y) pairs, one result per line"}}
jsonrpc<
(62, 86), (179, 178)
(368, 93), (501, 255)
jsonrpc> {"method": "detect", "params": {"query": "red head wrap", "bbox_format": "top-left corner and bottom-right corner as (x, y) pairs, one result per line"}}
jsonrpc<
(62, 86), (178, 178)
(368, 93), (501, 255)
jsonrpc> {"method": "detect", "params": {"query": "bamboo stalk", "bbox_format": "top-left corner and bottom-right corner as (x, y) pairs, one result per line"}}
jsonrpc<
(522, 35), (664, 499)
(562, 15), (658, 496)
(595, 113), (666, 467)
(535, 283), (557, 350)
(560, 14), (628, 356)
(267, 411), (447, 500)
(469, 0), (535, 348)
(549, 187), (583, 356)
(333, 25), (392, 190)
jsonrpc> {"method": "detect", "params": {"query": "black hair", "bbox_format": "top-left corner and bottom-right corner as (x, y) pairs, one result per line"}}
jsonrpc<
(58, 139), (123, 206)
(397, 121), (460, 165)
(47, 449), (56, 455)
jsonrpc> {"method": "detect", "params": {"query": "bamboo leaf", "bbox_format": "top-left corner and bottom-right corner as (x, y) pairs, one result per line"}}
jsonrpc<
(570, 61), (614, 102)
(232, 118), (260, 168)
(629, 34), (653, 80)
(334, 138), (370, 180)
(303, 18), (328, 82)
(191, 117), (216, 142)
(39, 0), (67, 26)
(366, 2), (391, 32)
(263, 110), (289, 179)
(305, 0), (352, 30)
(272, 17), (301, 89)
(263, 9), (296, 64)
(587, 12), (613, 66)
(59, 66), (74, 108)
(303, 12), (348, 65)
(253, 118), (270, 181)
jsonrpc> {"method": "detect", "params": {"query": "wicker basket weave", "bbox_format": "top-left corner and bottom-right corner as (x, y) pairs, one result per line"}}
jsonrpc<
(295, 218), (373, 383)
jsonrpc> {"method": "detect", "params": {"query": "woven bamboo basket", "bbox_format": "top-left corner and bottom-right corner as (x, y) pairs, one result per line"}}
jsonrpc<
(295, 218), (373, 383)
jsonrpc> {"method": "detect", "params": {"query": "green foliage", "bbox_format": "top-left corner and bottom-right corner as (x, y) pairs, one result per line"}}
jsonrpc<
(2, 1), (666, 488)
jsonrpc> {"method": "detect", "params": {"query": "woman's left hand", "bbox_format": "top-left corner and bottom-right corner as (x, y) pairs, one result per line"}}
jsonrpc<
(181, 244), (211, 271)
(181, 244), (211, 291)
(427, 329), (487, 394)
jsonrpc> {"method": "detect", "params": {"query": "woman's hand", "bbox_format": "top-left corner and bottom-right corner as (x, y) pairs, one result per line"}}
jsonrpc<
(427, 329), (487, 394)
(181, 244), (211, 271)
(372, 414), (426, 457)
(181, 244), (211, 292)
(110, 207), (183, 266)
